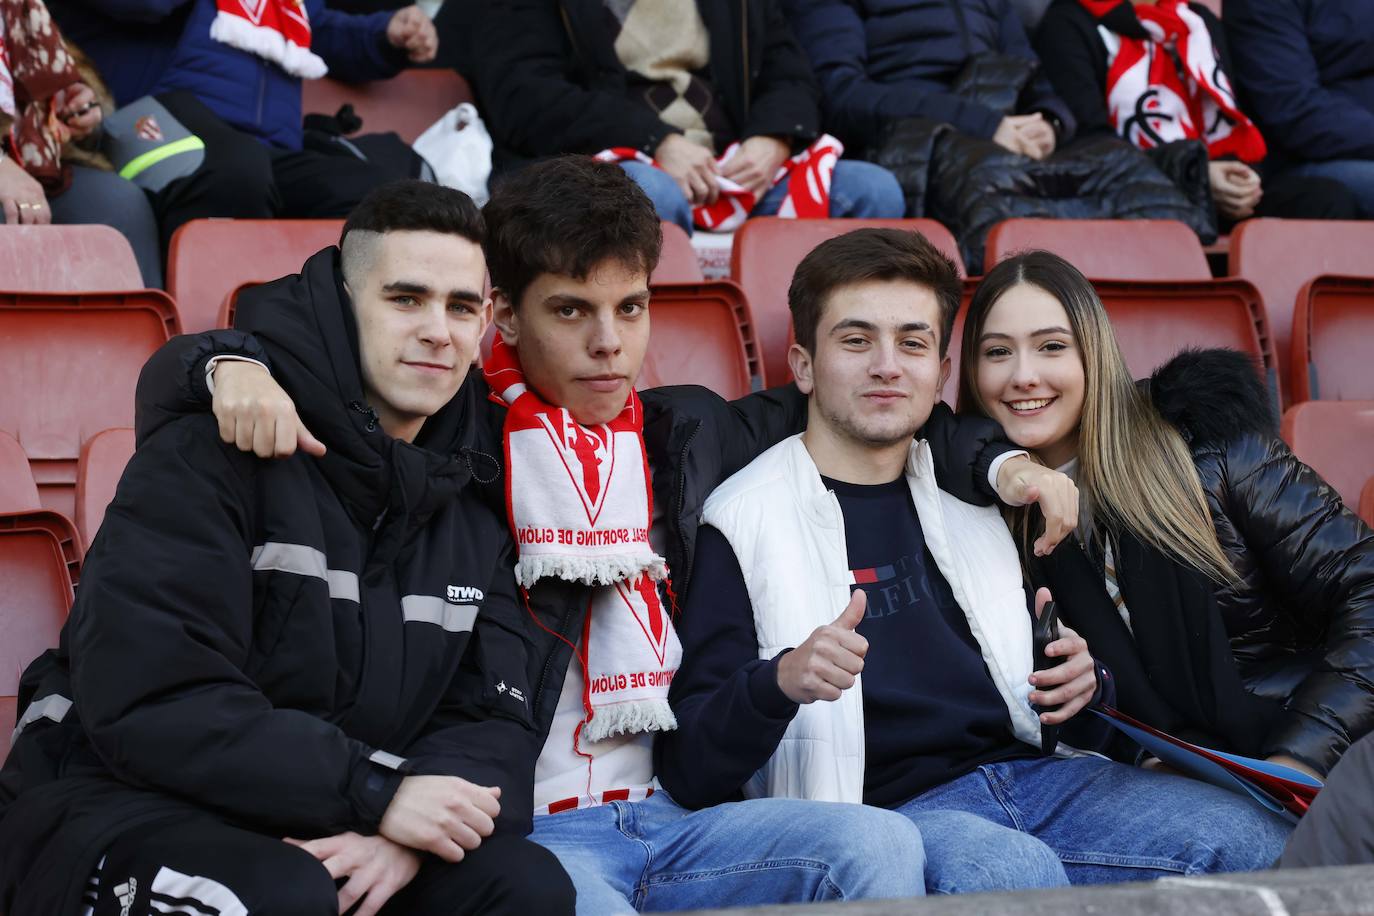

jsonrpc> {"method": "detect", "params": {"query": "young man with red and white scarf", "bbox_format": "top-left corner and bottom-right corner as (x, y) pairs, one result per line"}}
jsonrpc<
(154, 159), (1084, 911)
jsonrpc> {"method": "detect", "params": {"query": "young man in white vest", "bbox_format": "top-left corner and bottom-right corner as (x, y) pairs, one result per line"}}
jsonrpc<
(658, 227), (1293, 893)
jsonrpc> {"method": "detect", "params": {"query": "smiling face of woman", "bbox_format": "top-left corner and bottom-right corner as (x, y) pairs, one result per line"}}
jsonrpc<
(973, 282), (1087, 469)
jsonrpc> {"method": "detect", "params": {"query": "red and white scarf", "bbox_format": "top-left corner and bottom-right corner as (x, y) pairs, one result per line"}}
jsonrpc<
(1097, 1), (1265, 162)
(210, 0), (327, 79)
(595, 133), (844, 232)
(485, 338), (681, 744)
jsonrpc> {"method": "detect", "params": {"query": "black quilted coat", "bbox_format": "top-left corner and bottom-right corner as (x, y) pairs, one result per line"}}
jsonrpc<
(1149, 349), (1374, 776)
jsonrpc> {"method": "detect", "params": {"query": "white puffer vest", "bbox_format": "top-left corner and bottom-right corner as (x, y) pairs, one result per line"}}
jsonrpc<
(702, 434), (1060, 804)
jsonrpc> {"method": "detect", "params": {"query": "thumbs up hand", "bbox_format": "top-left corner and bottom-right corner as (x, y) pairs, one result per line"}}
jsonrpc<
(776, 590), (869, 704)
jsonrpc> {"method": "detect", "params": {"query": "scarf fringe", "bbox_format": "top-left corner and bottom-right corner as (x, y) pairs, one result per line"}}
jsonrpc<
(581, 699), (679, 744)
(210, 12), (327, 79)
(514, 553), (668, 589)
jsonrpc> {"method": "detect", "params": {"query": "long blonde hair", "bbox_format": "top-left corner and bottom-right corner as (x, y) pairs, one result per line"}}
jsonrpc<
(958, 251), (1235, 582)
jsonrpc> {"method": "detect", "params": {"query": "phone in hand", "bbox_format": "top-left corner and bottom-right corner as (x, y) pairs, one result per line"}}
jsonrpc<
(1032, 600), (1067, 755)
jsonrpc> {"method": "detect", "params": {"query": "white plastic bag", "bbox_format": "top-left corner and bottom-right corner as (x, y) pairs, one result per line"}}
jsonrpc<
(413, 102), (493, 206)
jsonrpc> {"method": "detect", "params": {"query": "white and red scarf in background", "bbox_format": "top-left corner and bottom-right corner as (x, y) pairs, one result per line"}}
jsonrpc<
(1095, 0), (1265, 162)
(484, 337), (681, 744)
(210, 0), (328, 79)
(595, 133), (844, 232)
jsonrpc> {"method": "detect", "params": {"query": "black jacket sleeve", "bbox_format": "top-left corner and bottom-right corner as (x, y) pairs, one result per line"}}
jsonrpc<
(1215, 434), (1374, 774)
(739, 0), (822, 145)
(655, 524), (798, 808)
(1032, 1), (1117, 141)
(72, 417), (403, 836)
(995, 0), (1076, 142)
(134, 331), (269, 445)
(402, 540), (545, 836)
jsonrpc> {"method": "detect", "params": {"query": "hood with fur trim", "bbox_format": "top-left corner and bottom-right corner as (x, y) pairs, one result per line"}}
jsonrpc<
(1146, 348), (1279, 448)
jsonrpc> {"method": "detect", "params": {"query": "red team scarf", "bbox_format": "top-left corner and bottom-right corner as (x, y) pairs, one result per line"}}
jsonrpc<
(484, 337), (681, 744)
(1095, 0), (1266, 162)
(210, 0), (328, 79)
(596, 133), (845, 232)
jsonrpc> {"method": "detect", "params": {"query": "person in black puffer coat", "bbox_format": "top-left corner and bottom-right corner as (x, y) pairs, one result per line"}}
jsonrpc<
(957, 250), (1374, 779)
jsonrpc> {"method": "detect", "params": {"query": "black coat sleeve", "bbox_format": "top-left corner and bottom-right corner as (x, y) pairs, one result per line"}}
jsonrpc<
(1032, 1), (1116, 141)
(1214, 435), (1374, 774)
(740, 0), (822, 144)
(655, 524), (798, 808)
(134, 331), (270, 445)
(72, 418), (403, 836)
(995, 0), (1076, 142)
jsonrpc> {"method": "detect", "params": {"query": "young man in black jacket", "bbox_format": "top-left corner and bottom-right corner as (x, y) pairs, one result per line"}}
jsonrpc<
(0, 183), (574, 916)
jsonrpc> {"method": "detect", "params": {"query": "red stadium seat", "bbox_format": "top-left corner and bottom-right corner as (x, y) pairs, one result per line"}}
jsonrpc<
(76, 428), (135, 551)
(984, 218), (1212, 280)
(1361, 477), (1374, 528)
(0, 430), (40, 513)
(1281, 400), (1374, 510)
(636, 282), (755, 400)
(0, 224), (142, 291)
(655, 222), (704, 284)
(732, 217), (964, 387)
(1089, 279), (1275, 384)
(167, 219), (344, 332)
(1291, 275), (1374, 403)
(302, 71), (474, 144)
(0, 291), (178, 521)
(1230, 219), (1374, 406)
(0, 510), (79, 763)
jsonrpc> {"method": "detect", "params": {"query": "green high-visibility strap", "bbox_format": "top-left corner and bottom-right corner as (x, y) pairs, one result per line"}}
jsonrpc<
(118, 135), (206, 180)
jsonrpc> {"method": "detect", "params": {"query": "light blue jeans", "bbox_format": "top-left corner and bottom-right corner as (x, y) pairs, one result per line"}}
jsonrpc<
(897, 755), (1294, 894)
(528, 792), (925, 914)
(1283, 158), (1374, 218)
(621, 158), (905, 234)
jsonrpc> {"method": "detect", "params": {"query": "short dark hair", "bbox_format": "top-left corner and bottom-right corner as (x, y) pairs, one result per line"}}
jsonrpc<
(788, 228), (962, 356)
(340, 179), (485, 246)
(482, 156), (662, 308)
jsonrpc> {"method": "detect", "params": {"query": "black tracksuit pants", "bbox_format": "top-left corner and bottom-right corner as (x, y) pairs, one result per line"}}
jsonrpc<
(85, 813), (575, 916)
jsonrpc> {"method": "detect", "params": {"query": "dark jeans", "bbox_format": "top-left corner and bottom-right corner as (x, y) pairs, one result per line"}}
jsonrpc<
(89, 811), (575, 916)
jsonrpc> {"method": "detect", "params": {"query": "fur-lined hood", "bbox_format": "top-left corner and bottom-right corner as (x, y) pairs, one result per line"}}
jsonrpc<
(1146, 348), (1279, 448)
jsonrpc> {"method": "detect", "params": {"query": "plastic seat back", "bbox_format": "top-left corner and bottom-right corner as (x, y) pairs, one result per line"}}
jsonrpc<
(1361, 476), (1374, 528)
(76, 428), (136, 550)
(167, 219), (344, 332)
(1291, 276), (1374, 403)
(654, 222), (704, 284)
(0, 225), (142, 291)
(984, 218), (1212, 280)
(302, 71), (474, 144)
(636, 282), (755, 400)
(1280, 400), (1374, 510)
(0, 511), (79, 763)
(1231, 219), (1374, 405)
(732, 218), (964, 387)
(0, 430), (40, 513)
(0, 291), (177, 520)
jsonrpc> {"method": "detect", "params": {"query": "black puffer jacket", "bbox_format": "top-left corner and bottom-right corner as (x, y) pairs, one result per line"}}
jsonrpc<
(1149, 349), (1374, 774)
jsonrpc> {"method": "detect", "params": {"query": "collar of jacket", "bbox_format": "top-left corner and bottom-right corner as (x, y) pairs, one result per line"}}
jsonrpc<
(1079, 0), (1152, 39)
(232, 247), (477, 532)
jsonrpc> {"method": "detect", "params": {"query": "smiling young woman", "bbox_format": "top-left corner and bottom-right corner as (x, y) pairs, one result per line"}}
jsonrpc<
(956, 250), (1374, 782)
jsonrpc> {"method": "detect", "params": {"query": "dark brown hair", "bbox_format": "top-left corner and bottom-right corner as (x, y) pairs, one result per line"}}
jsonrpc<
(341, 179), (484, 245)
(482, 156), (662, 308)
(788, 228), (961, 356)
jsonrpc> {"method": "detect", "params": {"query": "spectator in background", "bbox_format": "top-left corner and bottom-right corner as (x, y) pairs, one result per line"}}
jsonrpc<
(46, 0), (438, 246)
(0, 0), (162, 285)
(1034, 0), (1357, 226)
(785, 0), (1077, 161)
(474, 0), (905, 234)
(1224, 0), (1374, 218)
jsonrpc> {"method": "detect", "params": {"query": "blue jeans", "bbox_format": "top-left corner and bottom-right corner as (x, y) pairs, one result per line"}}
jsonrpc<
(898, 756), (1293, 893)
(528, 791), (925, 914)
(1284, 158), (1374, 217)
(621, 158), (905, 234)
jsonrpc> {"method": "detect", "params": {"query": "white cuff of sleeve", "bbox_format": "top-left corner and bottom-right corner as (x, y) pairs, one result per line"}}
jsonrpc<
(205, 355), (269, 396)
(987, 450), (1030, 494)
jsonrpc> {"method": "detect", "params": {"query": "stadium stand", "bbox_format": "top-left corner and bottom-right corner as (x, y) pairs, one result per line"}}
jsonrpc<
(732, 217), (965, 387)
(0, 291), (178, 522)
(0, 225), (143, 292)
(1281, 400), (1374, 510)
(75, 428), (135, 551)
(635, 283), (755, 400)
(302, 71), (475, 145)
(0, 510), (79, 763)
(167, 219), (345, 333)
(1230, 219), (1374, 406)
(1291, 275), (1374, 403)
(983, 218), (1213, 280)
(1362, 477), (1374, 528)
(0, 430), (40, 513)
